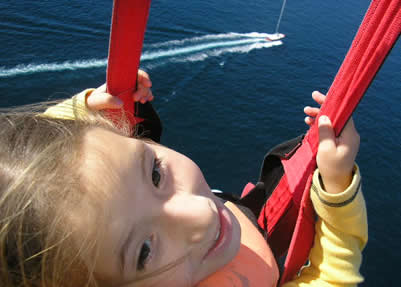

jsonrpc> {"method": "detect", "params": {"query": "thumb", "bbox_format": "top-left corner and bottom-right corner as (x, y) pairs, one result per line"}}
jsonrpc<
(318, 115), (336, 151)
(87, 92), (123, 110)
(137, 70), (152, 87)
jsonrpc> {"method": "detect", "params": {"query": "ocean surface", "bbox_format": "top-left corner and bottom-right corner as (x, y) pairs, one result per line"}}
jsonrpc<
(1, 0), (400, 285)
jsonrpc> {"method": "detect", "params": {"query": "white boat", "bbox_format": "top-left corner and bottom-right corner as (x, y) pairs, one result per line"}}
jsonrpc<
(265, 33), (286, 41)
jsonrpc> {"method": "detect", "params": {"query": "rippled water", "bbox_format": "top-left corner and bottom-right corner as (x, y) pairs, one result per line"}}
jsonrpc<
(1, 1), (400, 285)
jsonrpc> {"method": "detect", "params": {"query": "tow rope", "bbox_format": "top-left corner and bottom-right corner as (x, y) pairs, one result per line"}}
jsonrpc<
(106, 0), (152, 126)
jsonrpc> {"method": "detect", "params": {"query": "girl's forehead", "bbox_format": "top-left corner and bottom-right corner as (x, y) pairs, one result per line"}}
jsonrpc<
(82, 128), (145, 188)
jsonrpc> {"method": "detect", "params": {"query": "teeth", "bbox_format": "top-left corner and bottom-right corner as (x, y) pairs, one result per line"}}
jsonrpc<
(215, 229), (220, 241)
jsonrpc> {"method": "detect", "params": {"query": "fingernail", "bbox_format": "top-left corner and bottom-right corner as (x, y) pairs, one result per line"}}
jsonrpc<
(319, 115), (329, 124)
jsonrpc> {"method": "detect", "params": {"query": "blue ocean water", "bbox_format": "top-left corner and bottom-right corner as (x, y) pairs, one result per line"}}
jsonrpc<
(0, 0), (400, 285)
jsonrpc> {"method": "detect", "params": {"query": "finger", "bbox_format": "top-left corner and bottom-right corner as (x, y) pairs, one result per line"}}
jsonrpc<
(139, 91), (153, 104)
(338, 117), (360, 150)
(304, 106), (320, 117)
(133, 87), (153, 102)
(312, 91), (326, 106)
(137, 70), (152, 88)
(87, 92), (123, 110)
(142, 90), (154, 103)
(304, 116), (315, 126)
(145, 89), (154, 101)
(318, 115), (336, 152)
(95, 83), (107, 93)
(146, 91), (154, 102)
(133, 90), (141, 102)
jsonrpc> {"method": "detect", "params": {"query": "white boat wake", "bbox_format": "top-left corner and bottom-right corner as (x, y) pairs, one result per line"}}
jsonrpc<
(0, 32), (283, 78)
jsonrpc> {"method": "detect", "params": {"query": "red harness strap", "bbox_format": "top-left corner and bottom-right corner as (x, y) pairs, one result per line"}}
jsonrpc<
(307, 0), (401, 151)
(282, 1), (400, 284)
(241, 0), (400, 285)
(106, 0), (152, 127)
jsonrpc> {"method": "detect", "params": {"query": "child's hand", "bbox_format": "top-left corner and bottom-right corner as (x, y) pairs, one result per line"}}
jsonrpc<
(304, 91), (360, 194)
(86, 69), (154, 110)
(304, 91), (326, 126)
(317, 115), (359, 194)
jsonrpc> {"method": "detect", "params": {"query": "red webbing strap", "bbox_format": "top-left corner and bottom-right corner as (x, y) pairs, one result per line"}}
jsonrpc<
(306, 0), (401, 153)
(106, 0), (152, 127)
(279, 0), (401, 284)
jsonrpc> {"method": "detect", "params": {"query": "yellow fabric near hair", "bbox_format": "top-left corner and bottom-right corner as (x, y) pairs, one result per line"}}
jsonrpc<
(42, 89), (94, 120)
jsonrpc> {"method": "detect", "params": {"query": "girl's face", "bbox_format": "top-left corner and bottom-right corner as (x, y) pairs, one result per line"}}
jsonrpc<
(81, 128), (241, 286)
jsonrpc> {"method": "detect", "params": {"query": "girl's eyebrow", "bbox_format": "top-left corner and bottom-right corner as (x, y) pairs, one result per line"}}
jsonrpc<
(118, 140), (148, 275)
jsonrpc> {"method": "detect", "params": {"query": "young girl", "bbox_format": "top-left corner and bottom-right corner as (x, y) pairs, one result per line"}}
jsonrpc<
(0, 71), (367, 287)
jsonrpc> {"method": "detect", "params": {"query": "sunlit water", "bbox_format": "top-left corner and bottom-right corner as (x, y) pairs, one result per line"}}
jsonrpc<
(0, 1), (400, 285)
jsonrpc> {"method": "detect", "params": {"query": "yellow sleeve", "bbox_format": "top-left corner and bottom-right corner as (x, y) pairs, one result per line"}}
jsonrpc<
(42, 89), (95, 119)
(283, 165), (368, 287)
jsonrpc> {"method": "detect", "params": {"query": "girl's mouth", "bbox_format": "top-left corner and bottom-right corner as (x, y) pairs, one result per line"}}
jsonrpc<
(204, 204), (233, 259)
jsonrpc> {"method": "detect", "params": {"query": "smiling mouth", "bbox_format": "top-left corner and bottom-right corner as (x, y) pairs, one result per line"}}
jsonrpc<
(214, 227), (221, 241)
(204, 204), (232, 259)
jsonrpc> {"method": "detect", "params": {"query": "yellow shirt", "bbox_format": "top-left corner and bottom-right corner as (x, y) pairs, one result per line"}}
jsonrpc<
(284, 165), (367, 287)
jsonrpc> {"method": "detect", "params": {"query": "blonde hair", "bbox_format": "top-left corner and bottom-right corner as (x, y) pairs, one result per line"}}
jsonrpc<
(0, 104), (130, 287)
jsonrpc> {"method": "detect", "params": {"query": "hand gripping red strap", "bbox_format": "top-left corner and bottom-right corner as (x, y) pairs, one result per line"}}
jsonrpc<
(241, 0), (401, 284)
(306, 0), (401, 152)
(106, 0), (152, 127)
(278, 0), (400, 284)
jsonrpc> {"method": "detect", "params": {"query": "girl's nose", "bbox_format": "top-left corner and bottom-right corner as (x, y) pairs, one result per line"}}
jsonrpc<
(161, 194), (216, 244)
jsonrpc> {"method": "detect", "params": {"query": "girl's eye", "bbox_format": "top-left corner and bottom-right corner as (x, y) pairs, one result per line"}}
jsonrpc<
(152, 158), (161, 187)
(137, 238), (152, 271)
